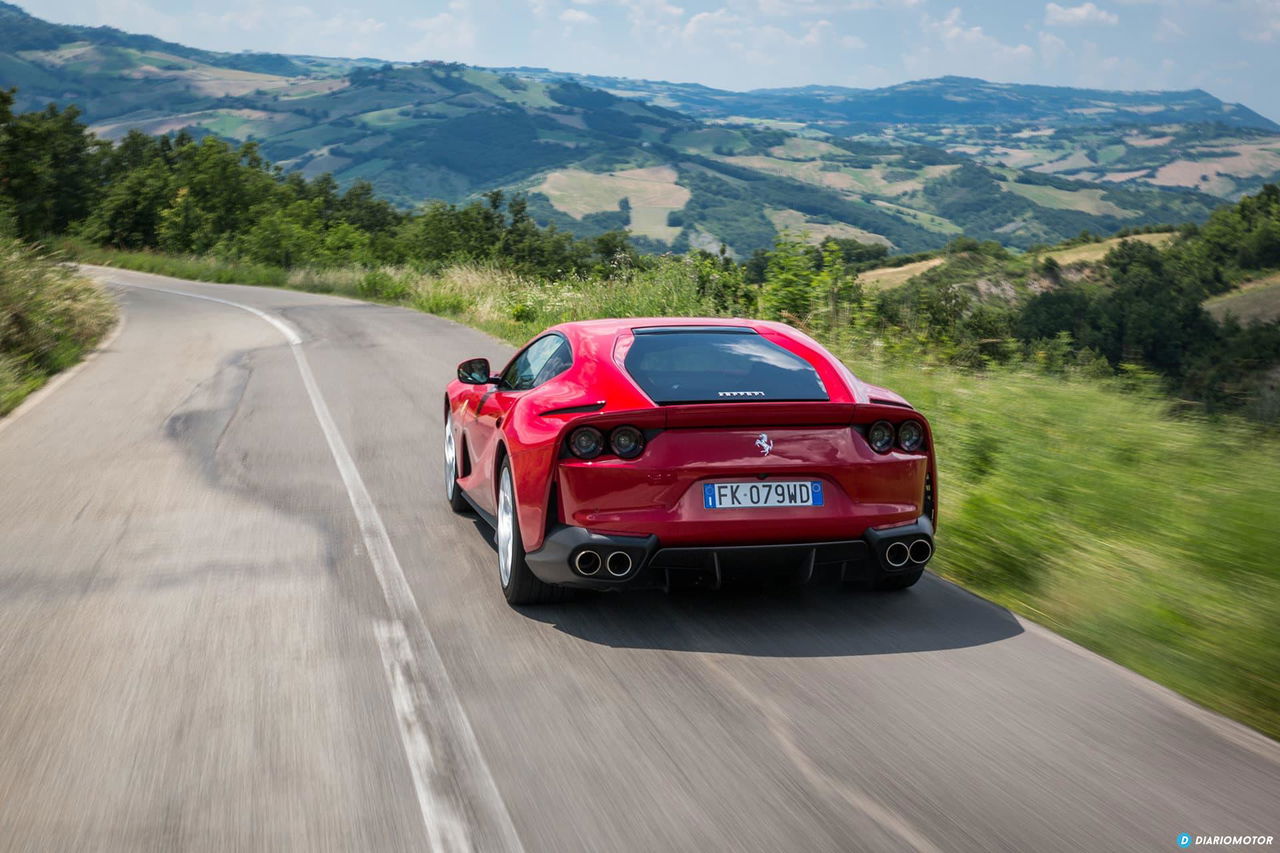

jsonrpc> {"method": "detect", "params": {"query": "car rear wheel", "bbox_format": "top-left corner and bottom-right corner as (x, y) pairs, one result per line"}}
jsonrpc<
(497, 459), (572, 605)
(443, 417), (470, 513)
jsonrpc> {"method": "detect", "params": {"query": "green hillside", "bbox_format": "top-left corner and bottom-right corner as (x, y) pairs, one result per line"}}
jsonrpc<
(0, 3), (1229, 254)
(515, 70), (1280, 203)
(507, 72), (1279, 131)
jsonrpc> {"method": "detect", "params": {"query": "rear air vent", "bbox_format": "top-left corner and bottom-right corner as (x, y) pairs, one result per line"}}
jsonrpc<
(869, 397), (912, 409)
(540, 402), (606, 416)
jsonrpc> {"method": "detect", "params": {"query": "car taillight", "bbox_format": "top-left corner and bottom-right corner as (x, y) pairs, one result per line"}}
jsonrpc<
(897, 419), (924, 452)
(609, 426), (644, 459)
(868, 420), (894, 453)
(568, 427), (605, 459)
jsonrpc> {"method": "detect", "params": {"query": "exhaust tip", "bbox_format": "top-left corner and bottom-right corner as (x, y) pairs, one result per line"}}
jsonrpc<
(574, 550), (601, 576)
(909, 538), (933, 565)
(606, 551), (634, 577)
(884, 541), (911, 569)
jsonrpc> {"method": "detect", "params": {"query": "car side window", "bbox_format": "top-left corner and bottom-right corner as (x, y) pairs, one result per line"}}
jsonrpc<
(500, 335), (571, 391)
(533, 338), (572, 387)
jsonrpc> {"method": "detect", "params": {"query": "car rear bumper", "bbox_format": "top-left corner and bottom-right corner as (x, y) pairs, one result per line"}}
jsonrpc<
(525, 516), (935, 591)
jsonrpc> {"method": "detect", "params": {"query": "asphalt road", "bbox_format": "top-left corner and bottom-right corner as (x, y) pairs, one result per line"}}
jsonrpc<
(0, 267), (1276, 852)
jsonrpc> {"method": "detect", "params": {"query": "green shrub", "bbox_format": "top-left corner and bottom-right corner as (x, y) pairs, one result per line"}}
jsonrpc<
(0, 239), (116, 414)
(358, 269), (409, 301)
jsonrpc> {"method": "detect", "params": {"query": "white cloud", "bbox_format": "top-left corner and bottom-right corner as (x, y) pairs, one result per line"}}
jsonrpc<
(1044, 2), (1119, 27)
(1242, 13), (1280, 42)
(191, 2), (387, 56)
(409, 0), (475, 57)
(1038, 30), (1069, 66)
(1154, 16), (1183, 41)
(681, 8), (741, 41)
(559, 7), (598, 24)
(903, 8), (1036, 79)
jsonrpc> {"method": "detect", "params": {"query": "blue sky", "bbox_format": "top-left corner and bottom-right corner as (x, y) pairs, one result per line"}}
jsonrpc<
(23, 0), (1280, 120)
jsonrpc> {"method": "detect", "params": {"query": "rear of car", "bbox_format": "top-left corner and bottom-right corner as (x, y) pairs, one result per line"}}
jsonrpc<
(525, 323), (937, 591)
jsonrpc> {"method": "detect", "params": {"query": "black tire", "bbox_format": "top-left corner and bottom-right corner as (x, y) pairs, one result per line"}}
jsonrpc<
(873, 568), (924, 591)
(496, 459), (573, 605)
(443, 415), (470, 514)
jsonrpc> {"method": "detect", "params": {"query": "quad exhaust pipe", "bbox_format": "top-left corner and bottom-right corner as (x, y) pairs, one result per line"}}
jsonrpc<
(884, 541), (911, 568)
(883, 537), (933, 569)
(606, 551), (633, 577)
(573, 549), (635, 578)
(574, 550), (601, 576)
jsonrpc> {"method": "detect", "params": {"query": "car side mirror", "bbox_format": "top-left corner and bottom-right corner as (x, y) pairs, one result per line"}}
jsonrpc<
(457, 358), (493, 385)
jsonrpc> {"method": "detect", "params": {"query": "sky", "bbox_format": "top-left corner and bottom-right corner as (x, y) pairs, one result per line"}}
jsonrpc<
(21, 0), (1280, 121)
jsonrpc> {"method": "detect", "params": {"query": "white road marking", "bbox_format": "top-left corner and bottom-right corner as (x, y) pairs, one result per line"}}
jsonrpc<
(109, 279), (525, 853)
(376, 620), (471, 853)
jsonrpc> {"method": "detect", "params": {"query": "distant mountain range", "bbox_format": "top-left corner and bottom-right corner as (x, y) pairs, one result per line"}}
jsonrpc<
(3, 1), (1276, 255)
(502, 70), (1280, 132)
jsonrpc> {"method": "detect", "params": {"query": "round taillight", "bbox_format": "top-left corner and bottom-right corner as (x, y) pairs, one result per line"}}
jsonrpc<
(568, 427), (604, 459)
(868, 420), (895, 453)
(897, 420), (924, 452)
(610, 426), (644, 459)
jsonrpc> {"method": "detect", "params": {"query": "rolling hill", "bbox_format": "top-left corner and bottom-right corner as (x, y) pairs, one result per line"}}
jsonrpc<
(504, 72), (1280, 132)
(514, 69), (1280, 204)
(0, 2), (1239, 255)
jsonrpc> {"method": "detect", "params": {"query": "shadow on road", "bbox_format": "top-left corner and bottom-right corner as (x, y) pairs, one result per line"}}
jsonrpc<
(517, 576), (1023, 657)
(465, 509), (1024, 658)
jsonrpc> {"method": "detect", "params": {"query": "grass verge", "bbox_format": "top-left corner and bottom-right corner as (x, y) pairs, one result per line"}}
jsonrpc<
(72, 244), (1280, 739)
(1, 239), (116, 416)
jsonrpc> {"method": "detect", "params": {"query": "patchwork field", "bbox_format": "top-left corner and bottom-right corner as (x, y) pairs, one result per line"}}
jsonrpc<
(1002, 183), (1139, 218)
(535, 166), (690, 243)
(1148, 143), (1280, 194)
(1206, 273), (1280, 325)
(1042, 232), (1175, 264)
(872, 121), (1280, 200)
(766, 209), (892, 246)
(854, 232), (1179, 295)
(858, 257), (945, 291)
(871, 200), (963, 234)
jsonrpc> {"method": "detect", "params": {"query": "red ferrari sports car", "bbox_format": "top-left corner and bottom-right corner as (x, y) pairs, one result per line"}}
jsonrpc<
(443, 318), (937, 604)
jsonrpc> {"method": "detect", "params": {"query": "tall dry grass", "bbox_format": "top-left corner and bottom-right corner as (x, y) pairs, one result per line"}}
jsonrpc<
(1, 239), (116, 414)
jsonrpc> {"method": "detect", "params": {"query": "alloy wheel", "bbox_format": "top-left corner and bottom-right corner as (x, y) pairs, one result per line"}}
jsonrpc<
(443, 422), (457, 499)
(497, 469), (514, 588)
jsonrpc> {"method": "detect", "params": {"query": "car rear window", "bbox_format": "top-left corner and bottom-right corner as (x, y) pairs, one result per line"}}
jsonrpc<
(623, 327), (829, 405)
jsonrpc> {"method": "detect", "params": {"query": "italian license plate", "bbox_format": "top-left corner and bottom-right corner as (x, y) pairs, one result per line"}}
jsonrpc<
(703, 481), (824, 509)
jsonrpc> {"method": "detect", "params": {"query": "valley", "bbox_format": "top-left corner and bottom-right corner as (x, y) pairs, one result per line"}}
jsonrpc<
(0, 2), (1254, 256)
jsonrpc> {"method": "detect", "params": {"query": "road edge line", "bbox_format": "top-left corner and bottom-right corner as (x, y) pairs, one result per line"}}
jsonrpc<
(110, 278), (526, 853)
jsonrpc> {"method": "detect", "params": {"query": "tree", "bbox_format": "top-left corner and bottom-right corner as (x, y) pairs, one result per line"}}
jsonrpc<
(811, 240), (858, 331)
(761, 232), (815, 321)
(79, 160), (172, 248)
(157, 187), (215, 254)
(0, 97), (106, 238)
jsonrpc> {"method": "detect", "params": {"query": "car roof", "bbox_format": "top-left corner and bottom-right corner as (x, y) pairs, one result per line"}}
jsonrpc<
(537, 318), (865, 405)
(550, 317), (793, 340)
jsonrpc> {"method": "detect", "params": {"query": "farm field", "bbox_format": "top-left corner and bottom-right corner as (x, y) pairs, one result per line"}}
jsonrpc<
(858, 257), (945, 290)
(1206, 272), (1280, 324)
(534, 166), (690, 243)
(766, 209), (891, 246)
(1042, 232), (1175, 264)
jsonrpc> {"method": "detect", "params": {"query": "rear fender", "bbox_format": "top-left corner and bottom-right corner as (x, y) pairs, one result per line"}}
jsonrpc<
(507, 406), (663, 553)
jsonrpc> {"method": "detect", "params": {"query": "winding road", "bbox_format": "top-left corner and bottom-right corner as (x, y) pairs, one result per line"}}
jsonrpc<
(0, 267), (1276, 852)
